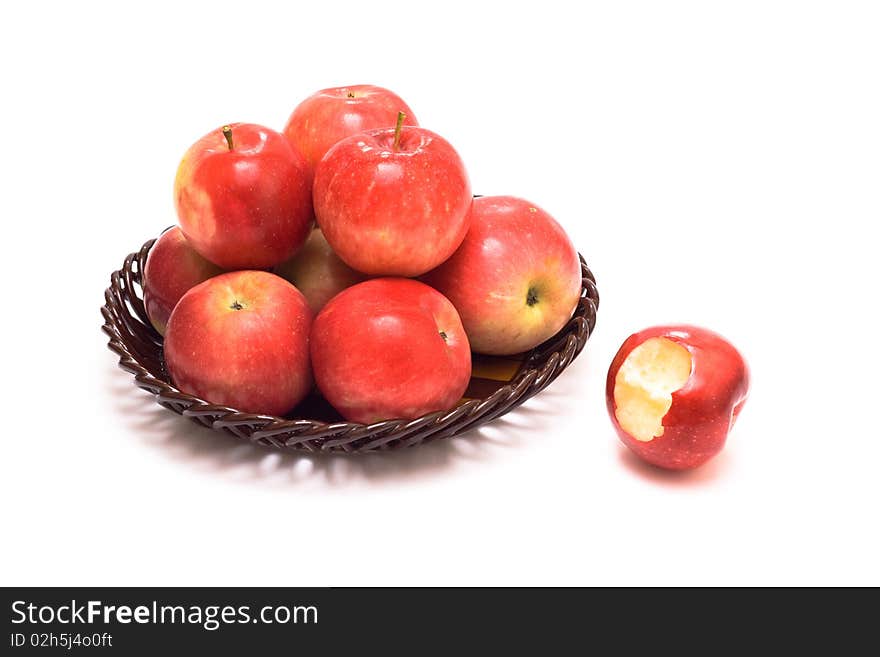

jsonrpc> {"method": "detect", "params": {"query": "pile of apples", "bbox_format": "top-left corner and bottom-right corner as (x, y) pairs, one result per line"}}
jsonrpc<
(143, 85), (583, 426)
(141, 83), (751, 471)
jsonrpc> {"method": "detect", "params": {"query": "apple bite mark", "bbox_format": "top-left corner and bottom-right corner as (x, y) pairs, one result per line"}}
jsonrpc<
(613, 337), (693, 443)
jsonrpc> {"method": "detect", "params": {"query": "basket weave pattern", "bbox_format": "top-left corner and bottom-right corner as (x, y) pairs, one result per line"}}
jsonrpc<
(102, 238), (600, 453)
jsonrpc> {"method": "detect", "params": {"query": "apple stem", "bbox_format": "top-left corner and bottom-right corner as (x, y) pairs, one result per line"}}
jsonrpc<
(392, 111), (406, 151)
(222, 125), (234, 151)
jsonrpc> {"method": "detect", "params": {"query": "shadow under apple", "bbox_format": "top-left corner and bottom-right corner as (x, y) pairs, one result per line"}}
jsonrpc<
(616, 444), (732, 485)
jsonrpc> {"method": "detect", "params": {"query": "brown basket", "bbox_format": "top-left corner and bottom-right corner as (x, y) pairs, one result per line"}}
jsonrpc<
(101, 237), (600, 453)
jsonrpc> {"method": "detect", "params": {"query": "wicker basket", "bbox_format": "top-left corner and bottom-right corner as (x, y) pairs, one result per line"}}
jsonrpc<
(101, 237), (600, 453)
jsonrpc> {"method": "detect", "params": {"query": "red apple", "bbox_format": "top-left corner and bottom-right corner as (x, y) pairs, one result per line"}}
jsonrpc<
(273, 228), (368, 313)
(313, 118), (472, 277)
(282, 84), (418, 171)
(142, 227), (224, 335)
(311, 278), (471, 423)
(174, 123), (312, 270)
(164, 270), (313, 416)
(422, 196), (582, 355)
(606, 325), (750, 470)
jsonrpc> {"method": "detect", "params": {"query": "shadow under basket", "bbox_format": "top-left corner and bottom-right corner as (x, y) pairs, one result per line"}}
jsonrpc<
(101, 238), (600, 453)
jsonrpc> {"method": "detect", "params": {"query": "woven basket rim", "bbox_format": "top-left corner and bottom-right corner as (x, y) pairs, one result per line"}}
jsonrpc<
(101, 236), (600, 452)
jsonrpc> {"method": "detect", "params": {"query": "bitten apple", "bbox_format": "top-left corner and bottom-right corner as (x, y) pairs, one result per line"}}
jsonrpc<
(310, 278), (471, 424)
(313, 116), (472, 277)
(143, 226), (223, 335)
(282, 84), (418, 171)
(423, 196), (582, 355)
(174, 123), (312, 270)
(273, 228), (367, 313)
(164, 270), (313, 416)
(606, 325), (749, 470)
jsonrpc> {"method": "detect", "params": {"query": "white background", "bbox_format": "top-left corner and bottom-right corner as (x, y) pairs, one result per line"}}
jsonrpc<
(2, 1), (877, 586)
